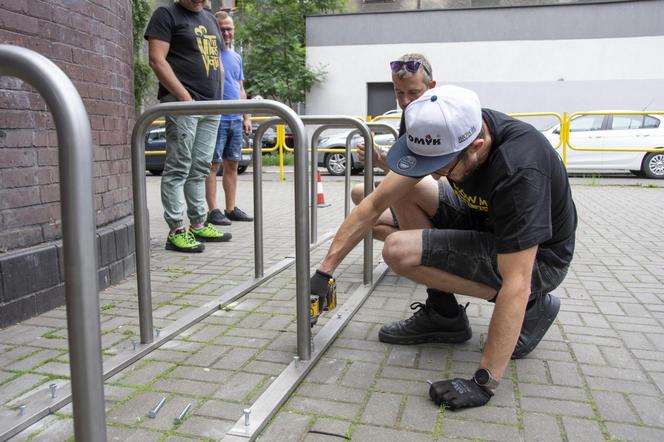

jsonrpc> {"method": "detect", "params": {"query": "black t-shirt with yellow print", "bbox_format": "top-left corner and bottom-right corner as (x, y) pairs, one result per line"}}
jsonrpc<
(449, 109), (577, 267)
(145, 3), (222, 101)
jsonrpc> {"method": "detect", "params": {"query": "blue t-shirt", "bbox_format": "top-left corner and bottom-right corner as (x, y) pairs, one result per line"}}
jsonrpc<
(221, 49), (245, 120)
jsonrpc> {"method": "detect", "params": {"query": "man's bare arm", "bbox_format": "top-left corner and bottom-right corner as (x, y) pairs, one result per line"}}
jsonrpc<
(480, 245), (538, 379)
(318, 172), (420, 273)
(147, 38), (192, 102)
(239, 80), (252, 134)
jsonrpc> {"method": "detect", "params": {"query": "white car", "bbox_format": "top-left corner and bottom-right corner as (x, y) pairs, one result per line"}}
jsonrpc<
(540, 111), (664, 179)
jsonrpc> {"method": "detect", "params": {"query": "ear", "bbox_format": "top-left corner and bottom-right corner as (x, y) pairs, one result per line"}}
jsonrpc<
(469, 137), (485, 155)
(428, 80), (437, 89)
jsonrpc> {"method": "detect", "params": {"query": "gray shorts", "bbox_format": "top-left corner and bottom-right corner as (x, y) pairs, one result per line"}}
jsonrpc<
(421, 180), (569, 299)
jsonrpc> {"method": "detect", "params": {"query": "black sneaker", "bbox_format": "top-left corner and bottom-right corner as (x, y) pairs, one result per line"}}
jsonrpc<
(207, 208), (231, 226)
(225, 206), (253, 222)
(512, 293), (560, 359)
(378, 300), (472, 345)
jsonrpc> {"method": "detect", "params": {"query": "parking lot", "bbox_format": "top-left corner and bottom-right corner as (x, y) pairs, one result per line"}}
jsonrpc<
(1, 168), (663, 441)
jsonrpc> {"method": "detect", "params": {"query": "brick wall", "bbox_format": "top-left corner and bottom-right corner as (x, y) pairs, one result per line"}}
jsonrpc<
(0, 0), (136, 326)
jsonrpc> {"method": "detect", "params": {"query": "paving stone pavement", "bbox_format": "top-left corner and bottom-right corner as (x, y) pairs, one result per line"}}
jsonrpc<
(1, 170), (663, 441)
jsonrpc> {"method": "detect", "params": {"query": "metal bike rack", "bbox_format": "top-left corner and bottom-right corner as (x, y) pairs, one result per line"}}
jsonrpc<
(0, 45), (107, 441)
(254, 116), (375, 285)
(130, 100), (312, 357)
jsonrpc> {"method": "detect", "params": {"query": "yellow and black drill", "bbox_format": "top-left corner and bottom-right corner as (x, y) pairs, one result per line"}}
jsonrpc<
(309, 270), (337, 327)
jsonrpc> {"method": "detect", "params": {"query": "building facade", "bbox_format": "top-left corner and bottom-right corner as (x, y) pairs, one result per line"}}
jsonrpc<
(0, 0), (136, 327)
(306, 0), (664, 118)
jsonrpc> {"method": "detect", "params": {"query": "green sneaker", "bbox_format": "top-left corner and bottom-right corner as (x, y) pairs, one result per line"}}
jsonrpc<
(166, 229), (204, 253)
(190, 223), (232, 242)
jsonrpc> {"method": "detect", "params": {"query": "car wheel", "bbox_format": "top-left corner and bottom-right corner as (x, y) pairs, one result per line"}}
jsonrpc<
(641, 151), (664, 179)
(148, 169), (162, 176)
(325, 152), (347, 176)
(237, 165), (247, 174)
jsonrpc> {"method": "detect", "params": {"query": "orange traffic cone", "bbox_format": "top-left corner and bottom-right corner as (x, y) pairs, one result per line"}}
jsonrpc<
(316, 170), (330, 207)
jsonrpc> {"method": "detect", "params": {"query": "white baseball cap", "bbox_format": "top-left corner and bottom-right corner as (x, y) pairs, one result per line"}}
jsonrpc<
(386, 85), (483, 177)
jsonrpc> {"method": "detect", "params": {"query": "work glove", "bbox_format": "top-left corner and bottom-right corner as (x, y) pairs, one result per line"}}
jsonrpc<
(429, 378), (493, 411)
(309, 270), (337, 326)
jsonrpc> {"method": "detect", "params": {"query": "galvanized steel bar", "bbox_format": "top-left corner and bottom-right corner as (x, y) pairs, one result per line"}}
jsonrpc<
(0, 44), (107, 441)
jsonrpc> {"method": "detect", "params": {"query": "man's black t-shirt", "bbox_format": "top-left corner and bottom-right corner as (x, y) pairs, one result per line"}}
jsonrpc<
(144, 3), (221, 101)
(449, 109), (577, 268)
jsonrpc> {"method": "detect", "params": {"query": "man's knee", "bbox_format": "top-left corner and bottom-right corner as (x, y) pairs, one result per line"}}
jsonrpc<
(223, 159), (239, 172)
(351, 183), (364, 205)
(209, 161), (221, 173)
(382, 232), (419, 272)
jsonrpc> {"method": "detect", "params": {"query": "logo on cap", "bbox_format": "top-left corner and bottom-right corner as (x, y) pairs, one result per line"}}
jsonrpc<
(397, 155), (417, 170)
(407, 134), (441, 146)
(457, 126), (477, 144)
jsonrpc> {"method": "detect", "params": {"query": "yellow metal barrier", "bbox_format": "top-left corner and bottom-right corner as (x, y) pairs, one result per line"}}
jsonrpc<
(145, 110), (664, 175)
(509, 112), (564, 149)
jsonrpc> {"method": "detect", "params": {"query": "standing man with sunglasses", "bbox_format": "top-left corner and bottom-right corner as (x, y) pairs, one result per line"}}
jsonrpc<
(310, 85), (576, 410)
(351, 53), (438, 240)
(205, 10), (254, 226)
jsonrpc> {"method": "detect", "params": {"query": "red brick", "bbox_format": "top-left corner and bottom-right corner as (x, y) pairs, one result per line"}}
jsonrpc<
(0, 148), (37, 168)
(37, 148), (58, 166)
(1, 0), (133, 252)
(0, 187), (41, 209)
(1, 167), (39, 188)
(40, 183), (60, 204)
(0, 9), (39, 35)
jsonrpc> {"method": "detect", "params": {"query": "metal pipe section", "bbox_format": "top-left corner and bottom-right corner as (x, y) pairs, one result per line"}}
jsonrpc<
(309, 124), (355, 244)
(251, 129), (265, 278)
(0, 45), (107, 441)
(131, 100), (308, 358)
(358, 122), (398, 285)
(255, 117), (374, 253)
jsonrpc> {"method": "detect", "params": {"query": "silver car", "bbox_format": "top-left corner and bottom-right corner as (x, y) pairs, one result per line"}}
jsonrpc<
(316, 113), (401, 176)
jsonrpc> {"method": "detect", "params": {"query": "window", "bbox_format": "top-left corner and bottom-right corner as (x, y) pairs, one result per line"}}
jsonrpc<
(611, 114), (661, 130)
(569, 115), (604, 132)
(612, 115), (644, 130)
(643, 116), (660, 129)
(148, 128), (165, 141)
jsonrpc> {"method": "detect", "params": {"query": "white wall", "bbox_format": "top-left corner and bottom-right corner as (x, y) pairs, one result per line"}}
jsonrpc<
(305, 1), (664, 117)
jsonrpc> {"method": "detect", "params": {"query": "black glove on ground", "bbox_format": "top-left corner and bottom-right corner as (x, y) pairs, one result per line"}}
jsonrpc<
(429, 378), (493, 410)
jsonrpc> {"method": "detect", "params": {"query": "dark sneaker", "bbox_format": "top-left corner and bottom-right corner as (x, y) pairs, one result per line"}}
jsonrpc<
(379, 300), (472, 345)
(207, 208), (231, 226)
(190, 223), (232, 242)
(225, 206), (253, 222)
(165, 229), (204, 253)
(512, 293), (561, 359)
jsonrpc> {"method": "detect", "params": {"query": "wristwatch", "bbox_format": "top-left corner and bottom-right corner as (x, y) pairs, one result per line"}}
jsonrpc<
(473, 368), (500, 390)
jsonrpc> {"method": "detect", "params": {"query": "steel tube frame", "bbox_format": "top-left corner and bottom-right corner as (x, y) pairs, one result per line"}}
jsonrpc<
(131, 100), (309, 357)
(0, 45), (107, 441)
(255, 116), (375, 285)
(309, 124), (355, 240)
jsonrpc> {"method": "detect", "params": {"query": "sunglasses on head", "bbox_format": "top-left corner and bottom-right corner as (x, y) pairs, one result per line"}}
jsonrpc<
(390, 60), (430, 76)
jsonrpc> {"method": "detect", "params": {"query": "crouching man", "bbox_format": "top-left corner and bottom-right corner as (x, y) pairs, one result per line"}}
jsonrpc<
(310, 85), (577, 410)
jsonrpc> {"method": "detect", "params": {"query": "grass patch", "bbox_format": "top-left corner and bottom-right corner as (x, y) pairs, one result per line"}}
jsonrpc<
(262, 152), (294, 166)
